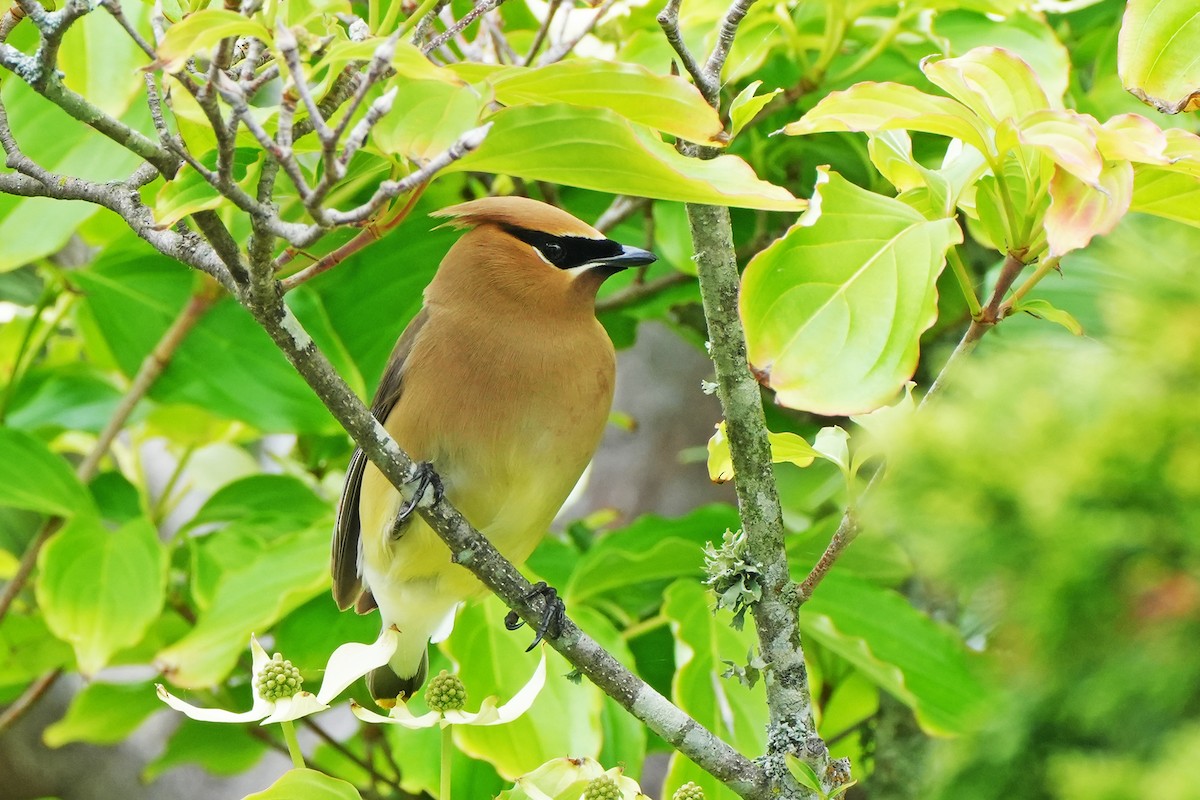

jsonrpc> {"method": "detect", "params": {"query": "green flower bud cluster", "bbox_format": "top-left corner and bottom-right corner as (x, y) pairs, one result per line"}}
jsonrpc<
(424, 670), (467, 712)
(582, 776), (622, 800)
(255, 653), (303, 701)
(672, 782), (705, 800)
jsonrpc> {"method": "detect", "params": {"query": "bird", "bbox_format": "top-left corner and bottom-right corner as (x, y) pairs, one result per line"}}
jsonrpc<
(331, 195), (656, 706)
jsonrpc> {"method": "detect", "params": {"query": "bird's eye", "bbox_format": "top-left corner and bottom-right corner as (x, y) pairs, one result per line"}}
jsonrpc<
(540, 242), (565, 264)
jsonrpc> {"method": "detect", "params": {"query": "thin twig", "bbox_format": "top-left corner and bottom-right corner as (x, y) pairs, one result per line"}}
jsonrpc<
(323, 123), (491, 226)
(522, 0), (560, 65)
(595, 272), (692, 313)
(0, 669), (61, 734)
(280, 184), (426, 291)
(422, 0), (506, 55)
(539, 0), (617, 65)
(594, 195), (648, 234)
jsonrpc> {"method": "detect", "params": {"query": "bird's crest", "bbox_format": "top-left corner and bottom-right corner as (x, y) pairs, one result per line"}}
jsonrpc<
(433, 196), (604, 240)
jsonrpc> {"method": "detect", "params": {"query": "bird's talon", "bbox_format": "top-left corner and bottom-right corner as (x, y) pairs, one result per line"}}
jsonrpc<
(506, 582), (565, 649)
(391, 461), (443, 539)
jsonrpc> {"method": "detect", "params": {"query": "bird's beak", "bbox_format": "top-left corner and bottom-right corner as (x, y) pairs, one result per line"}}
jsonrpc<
(593, 245), (657, 271)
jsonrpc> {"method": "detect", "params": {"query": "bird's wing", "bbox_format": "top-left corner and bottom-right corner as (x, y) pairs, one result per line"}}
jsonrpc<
(331, 308), (430, 612)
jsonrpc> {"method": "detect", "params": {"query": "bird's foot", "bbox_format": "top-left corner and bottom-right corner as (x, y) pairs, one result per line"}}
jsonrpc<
(390, 461), (444, 539)
(504, 582), (565, 651)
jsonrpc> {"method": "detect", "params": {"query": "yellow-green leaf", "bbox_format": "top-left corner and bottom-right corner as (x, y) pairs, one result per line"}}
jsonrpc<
(1119, 0), (1200, 114)
(706, 421), (818, 483)
(922, 47), (1053, 126)
(729, 80), (781, 139)
(372, 80), (486, 160)
(741, 169), (962, 416)
(155, 9), (271, 73)
(454, 104), (802, 211)
(486, 59), (726, 146)
(780, 82), (991, 156)
(37, 517), (167, 676)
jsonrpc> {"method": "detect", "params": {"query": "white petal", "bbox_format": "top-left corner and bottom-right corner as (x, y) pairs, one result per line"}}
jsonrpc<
(261, 692), (329, 724)
(350, 700), (440, 728)
(443, 696), (501, 726)
(315, 627), (400, 704)
(493, 651), (547, 723)
(156, 684), (267, 724)
(250, 636), (271, 675)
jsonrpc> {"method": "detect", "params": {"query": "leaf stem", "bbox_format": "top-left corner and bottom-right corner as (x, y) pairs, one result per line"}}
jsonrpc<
(440, 724), (452, 800)
(0, 279), (58, 424)
(394, 0), (442, 37)
(1004, 255), (1060, 311)
(946, 246), (982, 318)
(280, 719), (306, 769)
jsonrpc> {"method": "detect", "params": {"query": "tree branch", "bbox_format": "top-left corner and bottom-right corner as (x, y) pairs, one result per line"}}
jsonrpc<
(661, 0), (829, 796)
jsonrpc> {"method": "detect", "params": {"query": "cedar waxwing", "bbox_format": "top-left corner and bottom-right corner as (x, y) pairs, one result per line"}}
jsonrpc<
(332, 196), (656, 705)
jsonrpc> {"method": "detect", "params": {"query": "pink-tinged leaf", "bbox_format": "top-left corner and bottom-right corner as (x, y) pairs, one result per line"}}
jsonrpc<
(741, 169), (962, 416)
(1118, 0), (1200, 114)
(1097, 114), (1171, 164)
(922, 47), (1053, 127)
(1045, 160), (1134, 257)
(1017, 110), (1104, 185)
(779, 83), (991, 156)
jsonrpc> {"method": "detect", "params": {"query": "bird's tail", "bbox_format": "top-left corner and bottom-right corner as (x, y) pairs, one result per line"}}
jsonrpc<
(368, 647), (428, 708)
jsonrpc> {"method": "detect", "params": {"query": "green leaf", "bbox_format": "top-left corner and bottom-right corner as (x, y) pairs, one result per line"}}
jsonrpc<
(442, 596), (603, 780)
(43, 680), (162, 748)
(243, 768), (364, 800)
(729, 80), (781, 139)
(0, 428), (93, 517)
(1012, 298), (1084, 335)
(36, 517), (166, 675)
(781, 82), (991, 156)
(802, 572), (990, 736)
(155, 9), (271, 73)
(662, 580), (766, 800)
(74, 245), (335, 433)
(0, 81), (147, 271)
(185, 474), (328, 532)
(1119, 0), (1200, 114)
(741, 168), (962, 415)
(1045, 160), (1134, 257)
(785, 755), (823, 793)
(156, 523), (330, 686)
(922, 47), (1052, 126)
(0, 613), (74, 685)
(4, 368), (124, 436)
(485, 59), (726, 146)
(562, 505), (741, 614)
(454, 104), (802, 211)
(143, 717), (268, 781)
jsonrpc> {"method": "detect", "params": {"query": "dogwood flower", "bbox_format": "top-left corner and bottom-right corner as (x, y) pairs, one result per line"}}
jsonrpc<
(156, 627), (399, 725)
(505, 757), (652, 800)
(350, 651), (546, 728)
